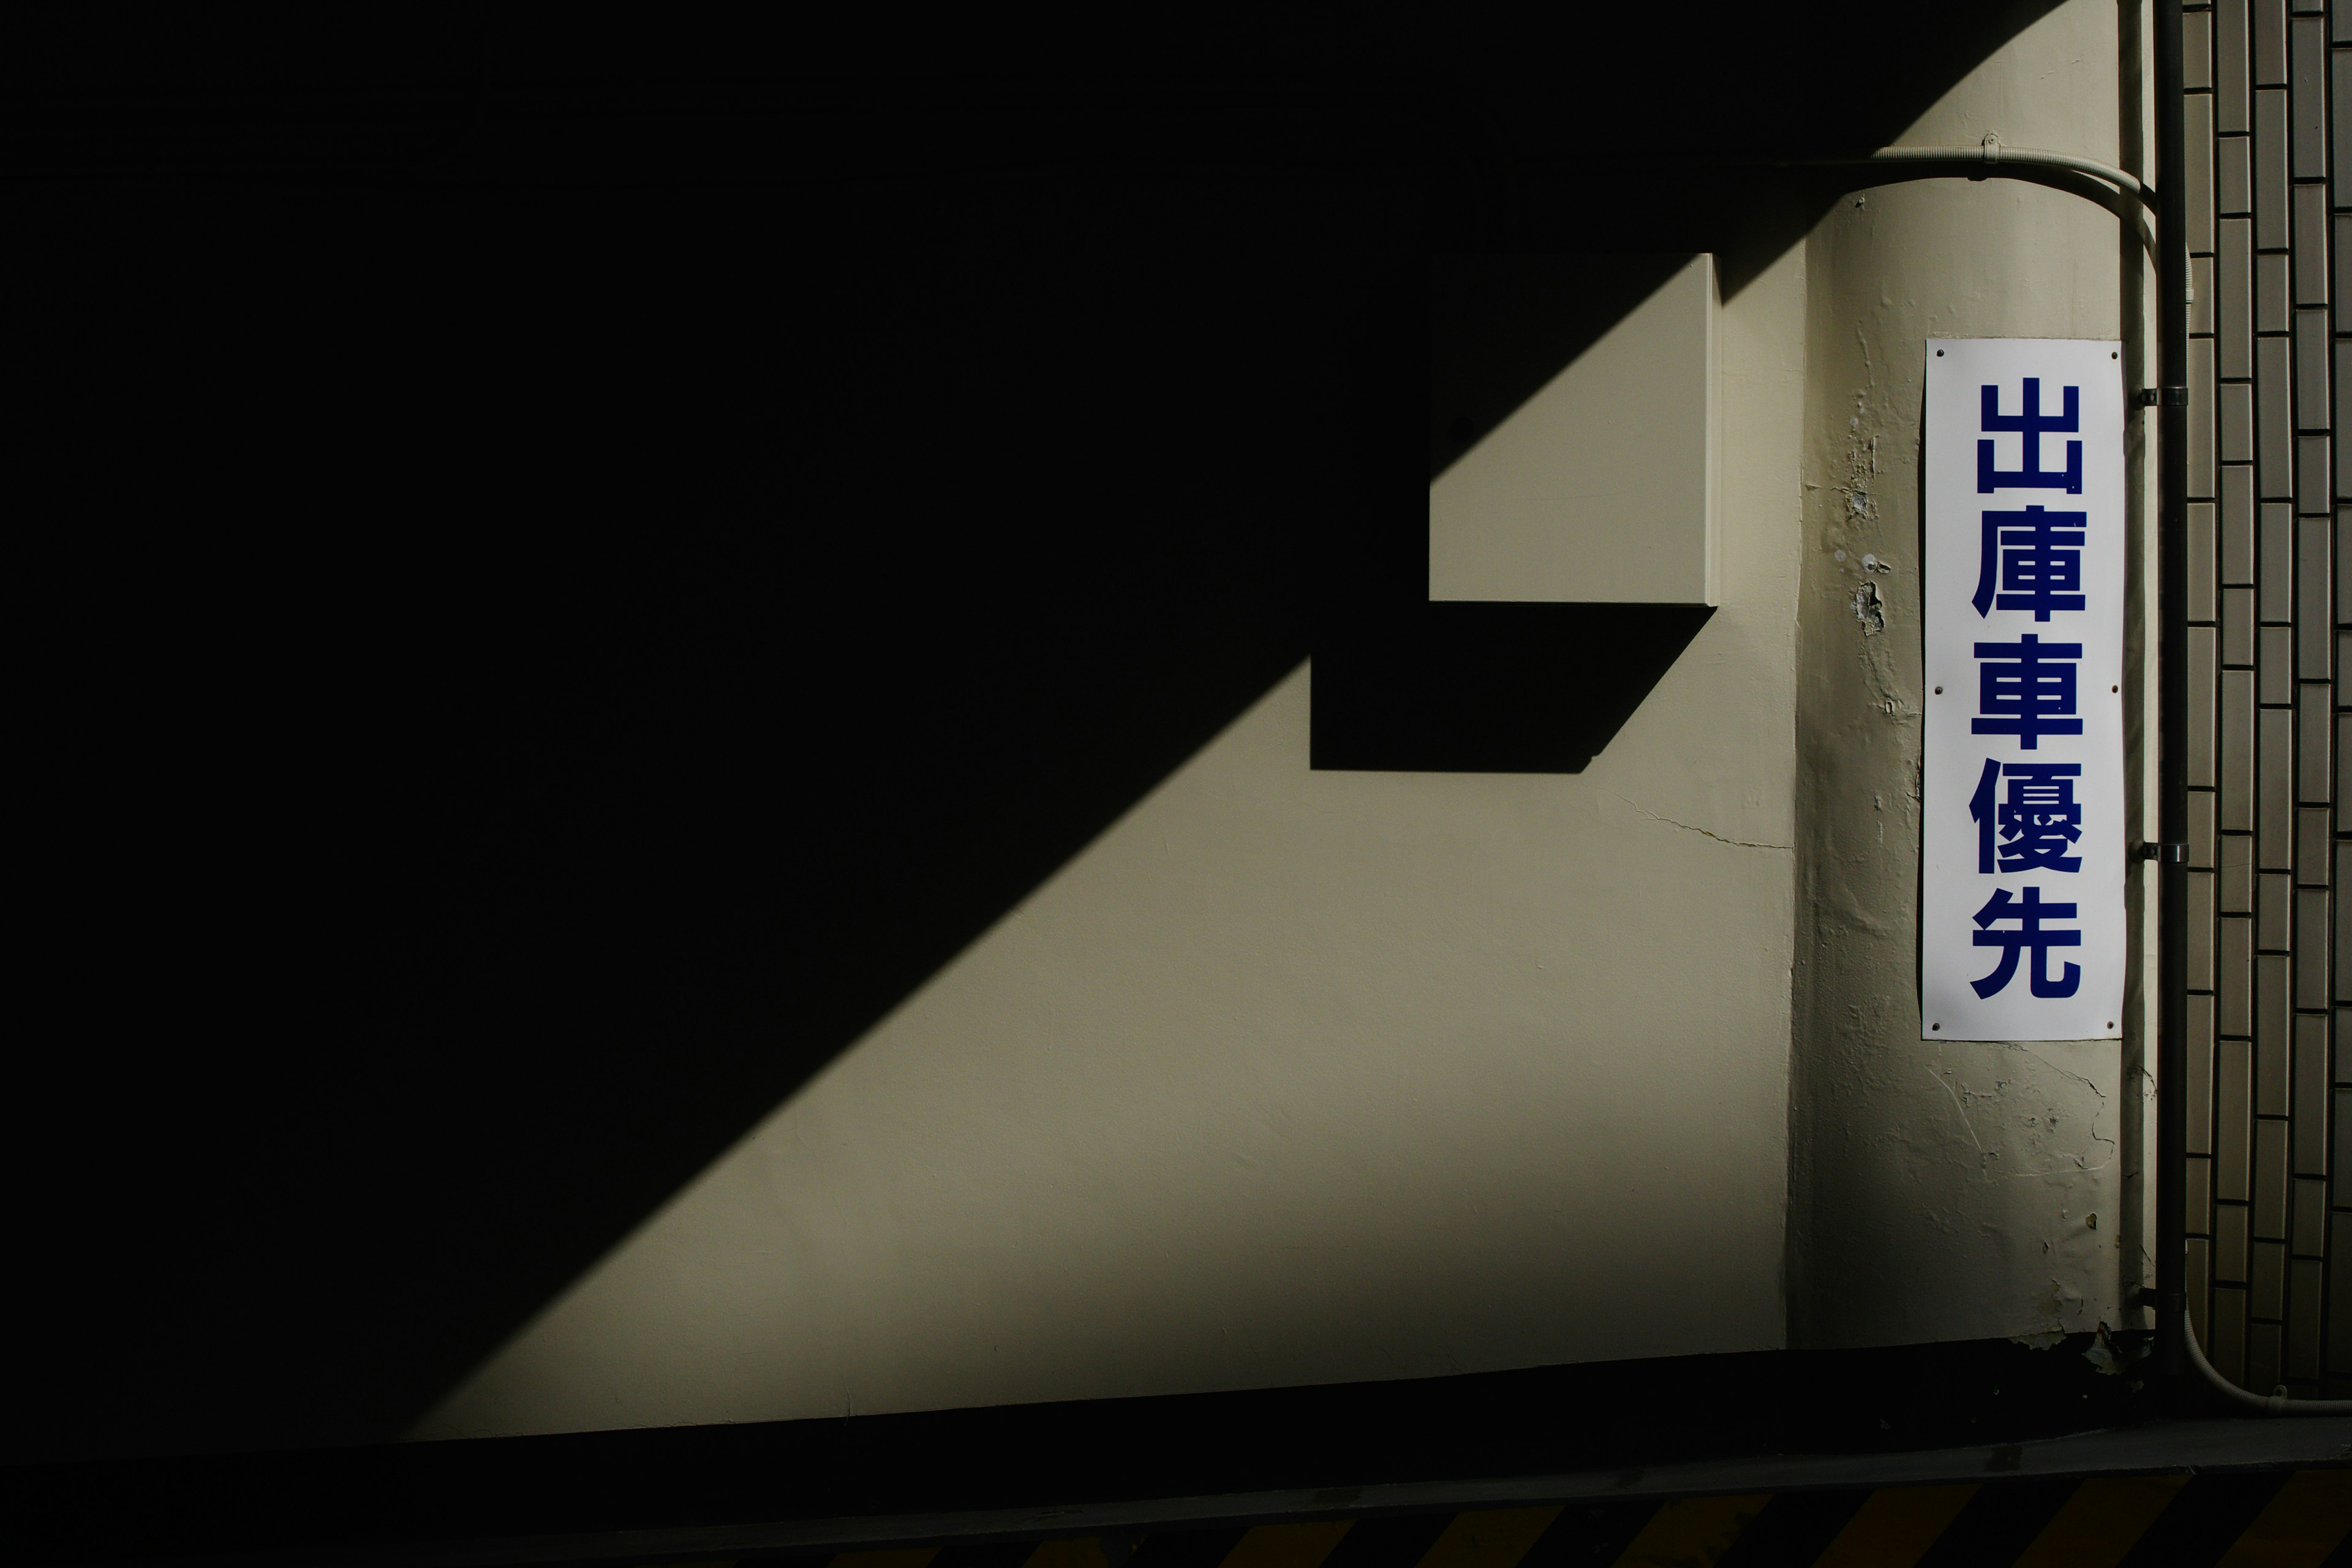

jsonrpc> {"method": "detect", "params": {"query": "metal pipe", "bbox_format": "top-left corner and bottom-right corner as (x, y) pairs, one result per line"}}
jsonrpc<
(2155, 0), (2190, 1403)
(1835, 139), (2154, 205)
(1774, 140), (2158, 251)
(2183, 1311), (2352, 1412)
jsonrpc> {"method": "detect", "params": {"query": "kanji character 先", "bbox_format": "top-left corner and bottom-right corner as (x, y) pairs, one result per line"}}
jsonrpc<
(1970, 885), (2082, 999)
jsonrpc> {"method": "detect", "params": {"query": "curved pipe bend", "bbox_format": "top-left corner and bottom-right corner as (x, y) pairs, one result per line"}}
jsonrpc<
(1859, 141), (2154, 207)
(1796, 146), (2158, 258)
(2183, 1310), (2352, 1415)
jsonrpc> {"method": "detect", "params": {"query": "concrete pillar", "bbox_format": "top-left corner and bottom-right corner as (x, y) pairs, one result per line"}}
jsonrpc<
(1789, 0), (2158, 1349)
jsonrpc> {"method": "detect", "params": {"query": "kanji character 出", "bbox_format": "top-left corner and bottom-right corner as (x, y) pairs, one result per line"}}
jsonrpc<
(1977, 378), (2082, 494)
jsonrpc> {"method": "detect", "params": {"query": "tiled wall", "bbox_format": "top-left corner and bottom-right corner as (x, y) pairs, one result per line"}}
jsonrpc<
(2179, 0), (2344, 1397)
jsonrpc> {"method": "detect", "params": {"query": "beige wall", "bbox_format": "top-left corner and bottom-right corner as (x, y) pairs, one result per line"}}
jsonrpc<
(418, 0), (2158, 1441)
(1431, 255), (1719, 606)
(418, 243), (1811, 1440)
(1787, 0), (2157, 1349)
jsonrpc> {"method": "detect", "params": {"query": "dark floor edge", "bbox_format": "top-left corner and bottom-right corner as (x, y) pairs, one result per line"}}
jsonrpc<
(118, 1417), (2352, 1568)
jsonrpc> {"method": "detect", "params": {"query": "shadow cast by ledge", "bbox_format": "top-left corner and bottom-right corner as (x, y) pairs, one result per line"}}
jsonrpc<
(1312, 604), (1713, 774)
(1314, 249), (1715, 775)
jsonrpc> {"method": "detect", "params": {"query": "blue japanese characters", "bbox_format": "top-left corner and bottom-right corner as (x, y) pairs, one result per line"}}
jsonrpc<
(1964, 378), (2090, 999)
(1969, 760), (2085, 873)
(1969, 886), (2083, 999)
(1922, 341), (2124, 1041)
(1972, 506), (2087, 619)
(1977, 376), (2084, 493)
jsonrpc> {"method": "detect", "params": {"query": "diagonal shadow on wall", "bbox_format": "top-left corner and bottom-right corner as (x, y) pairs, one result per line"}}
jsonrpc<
(4, 2), (2064, 1465)
(1316, 252), (1711, 774)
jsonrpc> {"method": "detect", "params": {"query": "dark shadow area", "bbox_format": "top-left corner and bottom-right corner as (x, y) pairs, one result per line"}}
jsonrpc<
(1427, 1), (2071, 293)
(1428, 254), (1691, 482)
(1, 1335), (2160, 1566)
(1313, 605), (1714, 773)
(1, 4), (2068, 1468)
(1317, 253), (1710, 774)
(5, 168), (1406, 1466)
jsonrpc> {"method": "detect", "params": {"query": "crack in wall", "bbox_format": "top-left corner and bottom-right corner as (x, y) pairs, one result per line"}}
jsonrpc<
(2013, 1042), (2120, 1174)
(1608, 793), (1791, 853)
(1923, 1061), (1988, 1153)
(1918, 1051), (2118, 1182)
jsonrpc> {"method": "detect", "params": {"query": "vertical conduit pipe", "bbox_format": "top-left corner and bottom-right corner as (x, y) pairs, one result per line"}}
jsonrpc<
(2154, 0), (2190, 1396)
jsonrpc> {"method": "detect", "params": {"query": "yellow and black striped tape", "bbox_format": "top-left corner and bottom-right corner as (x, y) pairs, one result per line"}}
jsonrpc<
(658, 1468), (2352, 1568)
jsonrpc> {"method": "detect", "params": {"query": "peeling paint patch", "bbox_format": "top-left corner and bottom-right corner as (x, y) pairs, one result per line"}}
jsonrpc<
(2081, 1324), (2143, 1376)
(1852, 580), (1885, 634)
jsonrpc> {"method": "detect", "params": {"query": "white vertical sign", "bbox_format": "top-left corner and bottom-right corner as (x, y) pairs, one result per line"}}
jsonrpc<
(1922, 339), (2125, 1042)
